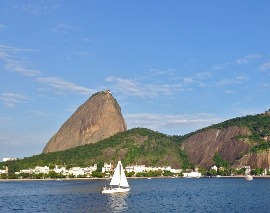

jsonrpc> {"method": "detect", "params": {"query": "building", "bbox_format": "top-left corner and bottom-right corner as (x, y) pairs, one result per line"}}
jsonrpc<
(183, 171), (202, 178)
(102, 163), (112, 173)
(3, 158), (17, 162)
(0, 166), (8, 175)
(125, 165), (146, 173)
(170, 168), (182, 174)
(35, 166), (50, 174)
(69, 167), (84, 177)
(210, 165), (218, 171)
(54, 165), (67, 175)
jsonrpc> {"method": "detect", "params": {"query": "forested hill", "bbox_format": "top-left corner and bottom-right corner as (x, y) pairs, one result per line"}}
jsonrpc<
(1, 128), (192, 174)
(1, 111), (270, 173)
(181, 110), (270, 169)
(208, 111), (270, 150)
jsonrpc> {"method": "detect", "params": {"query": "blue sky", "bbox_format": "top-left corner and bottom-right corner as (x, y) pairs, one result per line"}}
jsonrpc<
(1, 0), (270, 161)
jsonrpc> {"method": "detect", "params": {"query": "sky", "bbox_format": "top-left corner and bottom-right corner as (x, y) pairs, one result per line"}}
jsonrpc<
(1, 0), (270, 161)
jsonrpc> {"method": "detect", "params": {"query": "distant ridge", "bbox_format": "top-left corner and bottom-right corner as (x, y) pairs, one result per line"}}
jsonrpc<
(3, 108), (269, 174)
(42, 90), (127, 153)
(181, 110), (270, 169)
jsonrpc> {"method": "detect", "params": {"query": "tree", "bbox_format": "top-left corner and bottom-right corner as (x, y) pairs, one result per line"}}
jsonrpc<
(91, 171), (104, 178)
(163, 170), (173, 177)
(213, 153), (230, 168)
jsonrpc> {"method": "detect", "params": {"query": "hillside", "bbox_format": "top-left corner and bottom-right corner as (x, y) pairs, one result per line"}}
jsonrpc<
(181, 111), (270, 169)
(2, 111), (270, 174)
(2, 128), (192, 174)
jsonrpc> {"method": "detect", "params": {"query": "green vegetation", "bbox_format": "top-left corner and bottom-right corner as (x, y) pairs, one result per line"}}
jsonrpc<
(212, 113), (270, 146)
(213, 153), (230, 168)
(1, 111), (270, 176)
(250, 142), (270, 153)
(183, 112), (270, 153)
(0, 128), (192, 175)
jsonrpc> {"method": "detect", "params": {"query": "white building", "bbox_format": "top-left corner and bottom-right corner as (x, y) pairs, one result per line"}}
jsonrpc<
(243, 166), (251, 175)
(102, 163), (112, 173)
(3, 158), (17, 162)
(0, 167), (7, 175)
(125, 165), (182, 174)
(20, 169), (34, 174)
(82, 164), (98, 176)
(69, 167), (84, 177)
(163, 166), (172, 171)
(183, 171), (202, 178)
(54, 165), (67, 175)
(125, 165), (146, 173)
(145, 166), (161, 172)
(170, 168), (182, 174)
(35, 166), (50, 174)
(210, 165), (218, 171)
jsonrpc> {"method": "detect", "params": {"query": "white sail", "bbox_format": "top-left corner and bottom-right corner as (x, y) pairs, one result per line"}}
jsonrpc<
(102, 160), (130, 194)
(109, 162), (121, 186)
(119, 162), (129, 187)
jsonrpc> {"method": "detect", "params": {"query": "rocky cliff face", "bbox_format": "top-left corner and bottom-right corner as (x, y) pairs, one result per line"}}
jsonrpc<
(233, 151), (270, 168)
(181, 126), (252, 168)
(43, 91), (127, 153)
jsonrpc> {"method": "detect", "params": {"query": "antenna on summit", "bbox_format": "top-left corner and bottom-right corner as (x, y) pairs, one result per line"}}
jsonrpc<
(106, 89), (112, 94)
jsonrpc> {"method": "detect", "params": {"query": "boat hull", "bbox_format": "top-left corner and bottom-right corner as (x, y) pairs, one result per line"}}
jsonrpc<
(102, 187), (130, 194)
(245, 175), (253, 181)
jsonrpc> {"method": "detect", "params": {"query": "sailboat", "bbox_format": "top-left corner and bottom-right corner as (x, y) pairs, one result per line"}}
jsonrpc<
(245, 175), (253, 181)
(102, 160), (130, 194)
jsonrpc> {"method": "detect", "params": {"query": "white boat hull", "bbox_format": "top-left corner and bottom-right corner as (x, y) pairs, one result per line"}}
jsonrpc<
(102, 187), (130, 194)
(245, 175), (253, 181)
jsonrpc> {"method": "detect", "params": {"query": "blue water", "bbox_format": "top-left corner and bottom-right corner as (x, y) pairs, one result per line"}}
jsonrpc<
(0, 178), (269, 213)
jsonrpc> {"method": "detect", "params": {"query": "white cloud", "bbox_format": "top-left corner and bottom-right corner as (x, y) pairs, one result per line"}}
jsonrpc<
(106, 76), (183, 98)
(148, 68), (176, 77)
(236, 54), (261, 64)
(0, 44), (41, 76)
(82, 38), (93, 43)
(29, 110), (50, 117)
(51, 23), (78, 34)
(0, 93), (30, 107)
(258, 82), (270, 91)
(37, 77), (95, 95)
(125, 113), (224, 135)
(16, 1), (60, 15)
(0, 129), (48, 159)
(0, 43), (96, 97)
(225, 90), (236, 94)
(260, 62), (270, 70)
(217, 75), (248, 86)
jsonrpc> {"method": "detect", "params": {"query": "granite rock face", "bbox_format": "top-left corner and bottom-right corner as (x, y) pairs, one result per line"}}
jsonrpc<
(43, 91), (127, 153)
(181, 126), (252, 168)
(233, 151), (270, 169)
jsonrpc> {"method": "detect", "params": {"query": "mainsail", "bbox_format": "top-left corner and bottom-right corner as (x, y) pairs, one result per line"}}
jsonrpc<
(109, 162), (121, 186)
(109, 161), (129, 187)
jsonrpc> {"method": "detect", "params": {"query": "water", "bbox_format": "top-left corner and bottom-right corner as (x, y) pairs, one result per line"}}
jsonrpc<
(0, 178), (269, 213)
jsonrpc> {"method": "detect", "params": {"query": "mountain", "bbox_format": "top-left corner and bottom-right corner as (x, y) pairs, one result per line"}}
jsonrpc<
(3, 128), (192, 174)
(181, 111), (270, 169)
(42, 90), (127, 153)
(2, 109), (270, 175)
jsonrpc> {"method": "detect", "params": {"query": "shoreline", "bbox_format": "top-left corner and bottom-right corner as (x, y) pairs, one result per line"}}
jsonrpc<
(1, 175), (270, 182)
